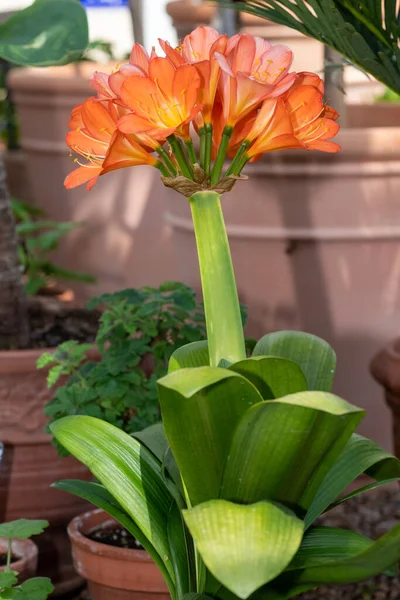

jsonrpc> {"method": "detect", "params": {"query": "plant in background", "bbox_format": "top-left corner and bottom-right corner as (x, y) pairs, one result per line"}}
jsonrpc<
(50, 26), (400, 600)
(11, 198), (95, 296)
(216, 0), (400, 95)
(39, 282), (206, 455)
(0, 519), (53, 599)
(0, 0), (88, 350)
(375, 87), (400, 103)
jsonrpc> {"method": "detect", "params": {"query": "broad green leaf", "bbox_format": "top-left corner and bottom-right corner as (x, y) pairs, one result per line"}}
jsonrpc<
(253, 331), (336, 392)
(0, 0), (89, 66)
(286, 527), (373, 571)
(51, 479), (171, 579)
(0, 571), (18, 588)
(221, 392), (364, 512)
(158, 367), (263, 505)
(296, 521), (400, 584)
(168, 341), (209, 372)
(305, 434), (400, 528)
(328, 478), (400, 511)
(167, 501), (193, 597)
(51, 416), (176, 586)
(182, 595), (213, 600)
(229, 356), (307, 399)
(0, 519), (48, 540)
(183, 500), (303, 599)
(133, 422), (169, 463)
(2, 577), (54, 600)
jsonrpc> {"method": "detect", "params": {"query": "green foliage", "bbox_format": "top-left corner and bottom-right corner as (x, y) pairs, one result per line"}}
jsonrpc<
(375, 87), (400, 102)
(217, 0), (400, 94)
(0, 519), (52, 600)
(0, 519), (48, 540)
(0, 0), (88, 67)
(51, 329), (400, 600)
(11, 199), (95, 295)
(41, 282), (206, 455)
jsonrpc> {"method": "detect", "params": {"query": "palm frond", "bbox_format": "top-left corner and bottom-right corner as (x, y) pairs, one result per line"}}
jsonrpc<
(216, 0), (400, 93)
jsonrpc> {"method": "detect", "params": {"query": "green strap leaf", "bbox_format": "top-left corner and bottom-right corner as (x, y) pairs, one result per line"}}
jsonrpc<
(327, 478), (400, 511)
(157, 367), (263, 506)
(229, 356), (307, 399)
(168, 341), (210, 372)
(183, 500), (304, 599)
(286, 527), (373, 571)
(167, 501), (194, 597)
(0, 0), (89, 66)
(50, 416), (176, 586)
(221, 391), (364, 512)
(305, 433), (400, 528)
(253, 331), (336, 392)
(297, 521), (400, 584)
(133, 422), (169, 463)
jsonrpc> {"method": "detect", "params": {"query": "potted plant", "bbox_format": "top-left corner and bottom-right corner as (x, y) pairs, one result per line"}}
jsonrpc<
(164, 1), (400, 451)
(0, 0), (95, 593)
(47, 25), (400, 600)
(0, 518), (53, 599)
(38, 282), (206, 598)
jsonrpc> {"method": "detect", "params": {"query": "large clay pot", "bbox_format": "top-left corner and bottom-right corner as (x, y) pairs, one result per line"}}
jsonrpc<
(68, 509), (170, 600)
(0, 538), (38, 583)
(0, 347), (92, 595)
(370, 339), (400, 458)
(7, 64), (179, 303)
(165, 123), (400, 451)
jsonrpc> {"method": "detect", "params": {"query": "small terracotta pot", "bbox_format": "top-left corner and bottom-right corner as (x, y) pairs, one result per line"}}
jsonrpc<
(370, 338), (400, 458)
(0, 346), (93, 595)
(68, 509), (170, 600)
(0, 537), (38, 583)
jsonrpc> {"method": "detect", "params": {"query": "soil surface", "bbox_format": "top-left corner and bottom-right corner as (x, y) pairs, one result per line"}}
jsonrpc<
(26, 296), (99, 348)
(87, 524), (143, 551)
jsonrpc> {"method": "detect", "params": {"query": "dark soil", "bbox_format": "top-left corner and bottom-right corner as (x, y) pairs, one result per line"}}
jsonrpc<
(26, 296), (99, 348)
(87, 524), (143, 551)
(0, 554), (16, 567)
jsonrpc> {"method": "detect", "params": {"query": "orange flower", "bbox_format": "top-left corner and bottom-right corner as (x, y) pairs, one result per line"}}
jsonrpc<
(285, 75), (340, 152)
(117, 57), (202, 138)
(214, 34), (296, 128)
(160, 27), (227, 125)
(243, 99), (299, 160)
(65, 97), (158, 190)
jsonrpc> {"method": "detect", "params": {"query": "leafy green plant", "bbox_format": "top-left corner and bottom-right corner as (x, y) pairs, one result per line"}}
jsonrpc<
(217, 0), (400, 95)
(0, 519), (53, 600)
(11, 198), (95, 296)
(40, 282), (207, 454)
(375, 87), (400, 103)
(51, 191), (400, 600)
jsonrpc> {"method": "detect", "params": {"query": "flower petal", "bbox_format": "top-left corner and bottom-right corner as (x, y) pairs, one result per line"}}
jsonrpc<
(64, 165), (101, 190)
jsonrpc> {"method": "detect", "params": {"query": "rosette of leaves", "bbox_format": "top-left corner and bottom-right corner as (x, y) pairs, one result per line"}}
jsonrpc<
(0, 519), (53, 600)
(51, 330), (400, 600)
(40, 282), (208, 454)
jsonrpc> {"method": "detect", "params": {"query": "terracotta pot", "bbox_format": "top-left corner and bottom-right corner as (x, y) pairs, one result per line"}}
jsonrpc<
(0, 538), (38, 583)
(68, 509), (170, 600)
(165, 125), (400, 451)
(2, 149), (33, 203)
(370, 338), (400, 458)
(0, 347), (92, 595)
(7, 64), (179, 304)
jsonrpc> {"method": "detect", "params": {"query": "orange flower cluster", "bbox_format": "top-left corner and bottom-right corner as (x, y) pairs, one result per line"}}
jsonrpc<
(65, 27), (340, 191)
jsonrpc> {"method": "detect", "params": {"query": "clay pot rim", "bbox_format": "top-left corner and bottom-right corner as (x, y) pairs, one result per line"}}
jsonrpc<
(68, 509), (152, 563)
(0, 538), (37, 572)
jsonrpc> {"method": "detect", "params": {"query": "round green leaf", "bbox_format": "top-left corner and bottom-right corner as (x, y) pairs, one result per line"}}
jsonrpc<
(183, 499), (304, 599)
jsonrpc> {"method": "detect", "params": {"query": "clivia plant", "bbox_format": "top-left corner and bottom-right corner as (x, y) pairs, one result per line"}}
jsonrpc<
(50, 26), (400, 600)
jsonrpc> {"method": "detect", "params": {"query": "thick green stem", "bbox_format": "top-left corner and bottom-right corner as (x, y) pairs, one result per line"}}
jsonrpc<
(167, 135), (193, 179)
(189, 191), (246, 367)
(156, 161), (171, 178)
(211, 126), (232, 185)
(204, 123), (213, 176)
